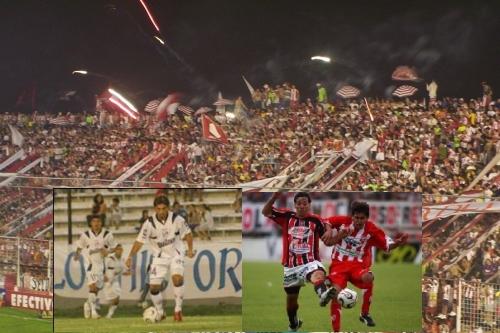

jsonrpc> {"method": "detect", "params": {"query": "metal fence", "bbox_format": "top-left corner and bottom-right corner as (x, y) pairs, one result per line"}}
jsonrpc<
(423, 278), (499, 333)
(0, 236), (52, 292)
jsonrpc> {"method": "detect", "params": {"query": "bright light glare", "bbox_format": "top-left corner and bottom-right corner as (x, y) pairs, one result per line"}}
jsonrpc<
(154, 36), (165, 45)
(311, 56), (331, 63)
(72, 70), (88, 75)
(108, 88), (138, 113)
(109, 97), (138, 120)
(226, 112), (236, 119)
(139, 0), (160, 32)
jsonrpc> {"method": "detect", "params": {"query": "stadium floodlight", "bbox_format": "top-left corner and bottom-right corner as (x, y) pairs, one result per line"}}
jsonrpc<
(154, 36), (165, 45)
(311, 56), (331, 63)
(72, 70), (88, 75)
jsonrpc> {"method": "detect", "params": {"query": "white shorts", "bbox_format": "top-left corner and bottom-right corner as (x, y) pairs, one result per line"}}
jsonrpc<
(283, 260), (325, 288)
(86, 271), (104, 289)
(149, 256), (184, 285)
(104, 280), (121, 300)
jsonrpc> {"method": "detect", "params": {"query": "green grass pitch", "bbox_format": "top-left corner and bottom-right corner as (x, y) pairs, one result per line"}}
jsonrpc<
(0, 307), (52, 333)
(243, 261), (422, 332)
(54, 304), (241, 333)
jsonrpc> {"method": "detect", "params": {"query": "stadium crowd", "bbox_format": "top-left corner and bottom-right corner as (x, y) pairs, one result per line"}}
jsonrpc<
(1, 88), (499, 195)
(422, 213), (499, 333)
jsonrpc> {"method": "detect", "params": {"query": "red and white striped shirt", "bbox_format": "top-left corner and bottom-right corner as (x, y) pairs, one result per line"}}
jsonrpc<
(269, 207), (325, 268)
(324, 216), (394, 265)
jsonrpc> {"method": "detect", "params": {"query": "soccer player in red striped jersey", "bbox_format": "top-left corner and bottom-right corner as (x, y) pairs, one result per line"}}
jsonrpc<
(321, 201), (408, 332)
(262, 192), (332, 331)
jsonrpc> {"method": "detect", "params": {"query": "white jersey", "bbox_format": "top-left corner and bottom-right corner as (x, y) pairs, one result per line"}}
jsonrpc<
(136, 212), (191, 259)
(105, 254), (126, 284)
(77, 229), (117, 273)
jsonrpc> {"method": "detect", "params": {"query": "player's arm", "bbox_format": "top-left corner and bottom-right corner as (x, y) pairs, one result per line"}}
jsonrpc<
(262, 192), (281, 217)
(183, 233), (195, 258)
(73, 233), (86, 261)
(369, 222), (408, 252)
(387, 232), (409, 251)
(321, 216), (352, 246)
(125, 240), (144, 269)
(73, 247), (83, 261)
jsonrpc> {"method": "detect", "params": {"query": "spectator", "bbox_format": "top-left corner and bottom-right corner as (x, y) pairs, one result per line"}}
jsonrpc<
(108, 197), (122, 230)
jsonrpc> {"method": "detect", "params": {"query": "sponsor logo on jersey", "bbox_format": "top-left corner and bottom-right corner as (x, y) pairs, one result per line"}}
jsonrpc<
(157, 238), (176, 248)
(289, 240), (310, 254)
(289, 226), (310, 238)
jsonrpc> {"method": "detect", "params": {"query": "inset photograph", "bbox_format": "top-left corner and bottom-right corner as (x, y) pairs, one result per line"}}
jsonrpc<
(0, 236), (53, 333)
(53, 188), (241, 333)
(243, 191), (422, 332)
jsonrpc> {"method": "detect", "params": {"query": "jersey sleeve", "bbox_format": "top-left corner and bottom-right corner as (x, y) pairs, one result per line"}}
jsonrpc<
(176, 215), (192, 239)
(136, 220), (150, 243)
(268, 207), (292, 226)
(105, 231), (118, 250)
(367, 222), (394, 251)
(76, 232), (87, 250)
(323, 216), (351, 229)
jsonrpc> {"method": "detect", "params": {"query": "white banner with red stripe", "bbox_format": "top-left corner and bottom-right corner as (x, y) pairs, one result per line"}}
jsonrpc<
(422, 201), (500, 221)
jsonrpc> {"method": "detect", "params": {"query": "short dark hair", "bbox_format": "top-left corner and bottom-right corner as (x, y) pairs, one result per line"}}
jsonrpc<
(294, 192), (311, 203)
(351, 201), (370, 217)
(87, 214), (102, 226)
(113, 197), (119, 203)
(154, 195), (170, 207)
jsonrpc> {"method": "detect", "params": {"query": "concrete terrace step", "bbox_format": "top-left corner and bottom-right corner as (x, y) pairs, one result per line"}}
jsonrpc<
(53, 212), (241, 225)
(53, 199), (236, 211)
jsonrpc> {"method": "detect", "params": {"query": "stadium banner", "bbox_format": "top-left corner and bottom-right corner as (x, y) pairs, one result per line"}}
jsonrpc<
(243, 199), (421, 233)
(244, 237), (421, 265)
(423, 201), (500, 221)
(9, 289), (53, 311)
(374, 242), (421, 263)
(54, 241), (241, 301)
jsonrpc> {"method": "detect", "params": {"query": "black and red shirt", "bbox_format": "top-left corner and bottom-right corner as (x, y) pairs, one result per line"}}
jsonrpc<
(269, 207), (325, 267)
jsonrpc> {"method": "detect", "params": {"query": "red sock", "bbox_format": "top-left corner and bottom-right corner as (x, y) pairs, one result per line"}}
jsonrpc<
(330, 301), (341, 332)
(361, 282), (373, 315)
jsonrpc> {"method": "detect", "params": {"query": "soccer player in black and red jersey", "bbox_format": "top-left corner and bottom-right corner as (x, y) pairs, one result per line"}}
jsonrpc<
(262, 192), (332, 331)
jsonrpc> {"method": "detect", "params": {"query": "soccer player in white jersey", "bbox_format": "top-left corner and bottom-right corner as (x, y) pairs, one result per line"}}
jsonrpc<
(126, 195), (194, 322)
(104, 244), (130, 318)
(74, 214), (117, 319)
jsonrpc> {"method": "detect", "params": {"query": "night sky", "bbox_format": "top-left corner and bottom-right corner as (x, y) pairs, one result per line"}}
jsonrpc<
(1, 0), (499, 112)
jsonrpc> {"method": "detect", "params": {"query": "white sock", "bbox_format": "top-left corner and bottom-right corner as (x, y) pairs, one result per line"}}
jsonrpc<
(150, 292), (164, 315)
(88, 293), (98, 315)
(173, 285), (184, 312)
(107, 305), (117, 317)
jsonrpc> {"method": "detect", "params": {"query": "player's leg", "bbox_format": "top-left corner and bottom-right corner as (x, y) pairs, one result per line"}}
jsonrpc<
(304, 261), (332, 306)
(284, 287), (302, 331)
(88, 283), (100, 319)
(149, 261), (168, 320)
(171, 256), (186, 321)
(106, 281), (121, 318)
(106, 297), (119, 318)
(353, 269), (376, 326)
(327, 265), (349, 332)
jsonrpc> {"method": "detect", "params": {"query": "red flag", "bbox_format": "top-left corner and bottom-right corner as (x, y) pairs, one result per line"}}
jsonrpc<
(201, 115), (228, 144)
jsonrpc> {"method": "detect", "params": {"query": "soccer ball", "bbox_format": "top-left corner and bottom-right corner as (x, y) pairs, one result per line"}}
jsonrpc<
(338, 288), (357, 309)
(143, 306), (159, 323)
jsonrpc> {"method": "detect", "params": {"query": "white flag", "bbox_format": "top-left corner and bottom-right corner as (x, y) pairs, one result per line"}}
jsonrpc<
(8, 125), (24, 147)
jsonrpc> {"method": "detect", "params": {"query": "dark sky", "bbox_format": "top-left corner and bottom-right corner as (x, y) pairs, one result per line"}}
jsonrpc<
(1, 0), (499, 111)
